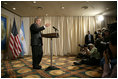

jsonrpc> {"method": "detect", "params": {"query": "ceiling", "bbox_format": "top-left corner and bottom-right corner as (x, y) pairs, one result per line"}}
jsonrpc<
(1, 1), (117, 17)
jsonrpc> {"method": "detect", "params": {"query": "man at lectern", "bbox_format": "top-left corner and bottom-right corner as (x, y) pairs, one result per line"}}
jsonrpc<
(30, 17), (50, 69)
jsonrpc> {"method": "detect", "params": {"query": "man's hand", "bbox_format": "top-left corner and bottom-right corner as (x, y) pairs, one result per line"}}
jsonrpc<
(45, 23), (50, 27)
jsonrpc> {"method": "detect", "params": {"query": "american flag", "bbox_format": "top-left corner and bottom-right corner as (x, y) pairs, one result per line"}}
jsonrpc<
(9, 18), (22, 58)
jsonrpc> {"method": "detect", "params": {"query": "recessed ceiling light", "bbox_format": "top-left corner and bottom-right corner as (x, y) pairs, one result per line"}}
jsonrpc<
(46, 14), (48, 16)
(81, 6), (88, 9)
(13, 8), (16, 10)
(4, 2), (7, 5)
(37, 6), (43, 10)
(106, 8), (109, 10)
(61, 6), (64, 9)
(33, 1), (36, 4)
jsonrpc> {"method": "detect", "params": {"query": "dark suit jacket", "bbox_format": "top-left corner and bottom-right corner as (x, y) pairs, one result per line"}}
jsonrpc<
(85, 34), (94, 44)
(30, 23), (45, 46)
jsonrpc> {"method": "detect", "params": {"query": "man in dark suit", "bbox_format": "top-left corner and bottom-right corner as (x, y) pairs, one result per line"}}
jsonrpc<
(85, 31), (94, 45)
(30, 17), (50, 69)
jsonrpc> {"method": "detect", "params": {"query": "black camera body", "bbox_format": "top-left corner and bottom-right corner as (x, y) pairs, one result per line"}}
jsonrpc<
(78, 44), (87, 48)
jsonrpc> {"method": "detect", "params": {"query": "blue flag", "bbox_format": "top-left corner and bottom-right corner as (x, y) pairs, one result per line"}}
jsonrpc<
(19, 21), (27, 57)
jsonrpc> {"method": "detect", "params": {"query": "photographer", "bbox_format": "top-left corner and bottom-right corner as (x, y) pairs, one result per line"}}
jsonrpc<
(95, 29), (110, 59)
(103, 30), (110, 43)
(102, 31), (117, 78)
(94, 29), (102, 40)
(95, 33), (104, 58)
(77, 44), (89, 58)
(100, 23), (117, 69)
(74, 43), (100, 66)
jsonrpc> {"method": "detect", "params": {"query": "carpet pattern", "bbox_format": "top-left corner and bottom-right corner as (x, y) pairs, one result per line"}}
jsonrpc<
(1, 56), (102, 78)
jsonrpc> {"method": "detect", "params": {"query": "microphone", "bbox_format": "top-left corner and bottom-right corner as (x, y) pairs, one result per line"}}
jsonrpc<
(53, 26), (58, 31)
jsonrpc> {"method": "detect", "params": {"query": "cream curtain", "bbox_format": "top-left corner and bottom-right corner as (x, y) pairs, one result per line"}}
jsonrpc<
(29, 16), (116, 56)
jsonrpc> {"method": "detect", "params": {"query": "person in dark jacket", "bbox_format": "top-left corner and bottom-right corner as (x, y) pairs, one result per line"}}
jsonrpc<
(102, 31), (117, 78)
(85, 31), (94, 45)
(95, 33), (104, 58)
(30, 17), (50, 69)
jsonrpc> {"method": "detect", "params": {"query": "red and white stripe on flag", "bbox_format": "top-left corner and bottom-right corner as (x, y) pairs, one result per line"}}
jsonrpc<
(9, 33), (22, 58)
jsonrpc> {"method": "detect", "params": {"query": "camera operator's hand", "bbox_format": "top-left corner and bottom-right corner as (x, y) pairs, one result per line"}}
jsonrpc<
(103, 50), (109, 64)
(84, 47), (88, 50)
(84, 47), (90, 55)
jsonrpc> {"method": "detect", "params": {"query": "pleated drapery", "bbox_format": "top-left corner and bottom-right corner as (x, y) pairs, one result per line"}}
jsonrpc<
(29, 16), (116, 56)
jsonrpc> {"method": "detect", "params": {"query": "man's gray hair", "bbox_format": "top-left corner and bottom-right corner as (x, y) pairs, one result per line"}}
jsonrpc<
(34, 17), (41, 23)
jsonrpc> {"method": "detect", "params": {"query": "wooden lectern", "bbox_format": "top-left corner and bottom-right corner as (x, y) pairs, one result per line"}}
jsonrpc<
(42, 33), (59, 71)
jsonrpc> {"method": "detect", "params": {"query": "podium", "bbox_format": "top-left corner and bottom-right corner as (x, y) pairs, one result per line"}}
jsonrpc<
(42, 33), (59, 71)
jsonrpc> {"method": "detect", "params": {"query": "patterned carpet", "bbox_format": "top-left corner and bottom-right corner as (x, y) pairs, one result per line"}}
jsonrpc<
(1, 56), (103, 78)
